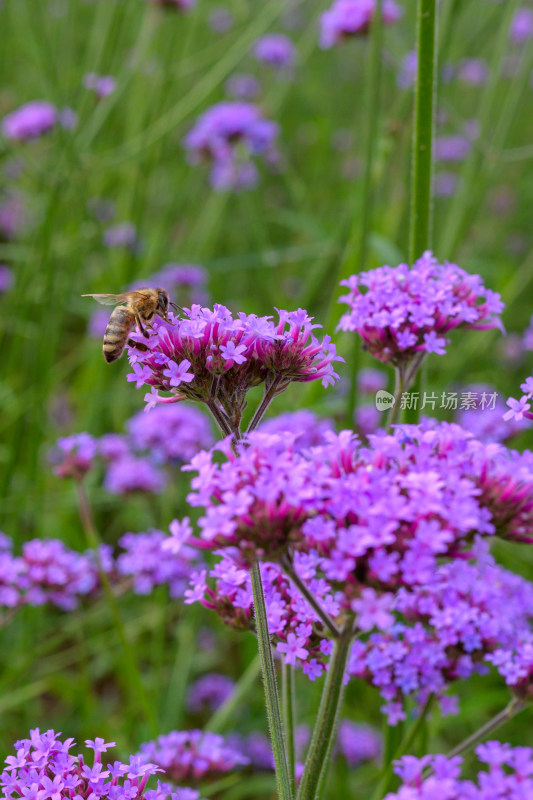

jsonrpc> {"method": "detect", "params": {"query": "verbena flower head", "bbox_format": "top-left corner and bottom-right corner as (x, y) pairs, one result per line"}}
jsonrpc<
(127, 405), (213, 464)
(137, 731), (248, 784)
(0, 731), (201, 800)
(252, 34), (296, 69)
(320, 0), (402, 48)
(186, 674), (236, 713)
(125, 305), (341, 431)
(435, 135), (472, 162)
(456, 384), (527, 442)
(385, 742), (533, 799)
(510, 8), (533, 43)
(336, 722), (381, 766)
(2, 101), (57, 141)
(258, 410), (334, 449)
(83, 73), (116, 98)
(53, 433), (97, 480)
(103, 222), (141, 252)
(183, 103), (279, 191)
(117, 530), (200, 598)
(0, 535), (107, 615)
(338, 251), (504, 367)
(188, 552), (339, 679)
(103, 455), (166, 495)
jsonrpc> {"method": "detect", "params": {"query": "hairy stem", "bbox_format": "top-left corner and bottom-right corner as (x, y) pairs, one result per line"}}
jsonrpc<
(250, 561), (293, 800)
(281, 555), (341, 639)
(387, 365), (406, 428)
(247, 376), (284, 434)
(297, 625), (353, 800)
(409, 0), (437, 263)
(446, 698), (527, 761)
(206, 399), (233, 437)
(282, 663), (297, 798)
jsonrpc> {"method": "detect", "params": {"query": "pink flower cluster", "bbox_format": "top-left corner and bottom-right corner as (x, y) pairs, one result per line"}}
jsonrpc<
(0, 731), (200, 800)
(125, 305), (341, 432)
(385, 742), (533, 800)
(337, 251), (504, 367)
(504, 376), (533, 424)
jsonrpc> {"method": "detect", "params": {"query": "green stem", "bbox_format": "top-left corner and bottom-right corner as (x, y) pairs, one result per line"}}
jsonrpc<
(387, 365), (406, 428)
(250, 561), (293, 800)
(445, 698), (527, 761)
(282, 663), (297, 798)
(296, 626), (353, 800)
(409, 0), (438, 263)
(76, 482), (158, 736)
(371, 694), (435, 800)
(281, 556), (340, 639)
(205, 655), (261, 734)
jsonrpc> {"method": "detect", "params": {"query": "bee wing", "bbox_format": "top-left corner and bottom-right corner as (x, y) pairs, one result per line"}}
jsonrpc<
(82, 291), (148, 306)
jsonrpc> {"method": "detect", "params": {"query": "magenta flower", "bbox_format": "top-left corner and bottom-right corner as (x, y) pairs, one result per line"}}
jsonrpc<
(503, 396), (532, 421)
(338, 251), (503, 368)
(320, 0), (402, 48)
(385, 743), (533, 799)
(510, 8), (533, 43)
(2, 101), (57, 141)
(124, 305), (341, 433)
(0, 732), (202, 800)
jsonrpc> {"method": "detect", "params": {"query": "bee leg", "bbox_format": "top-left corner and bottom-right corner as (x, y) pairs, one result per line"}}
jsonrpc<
(135, 314), (150, 339)
(127, 338), (149, 352)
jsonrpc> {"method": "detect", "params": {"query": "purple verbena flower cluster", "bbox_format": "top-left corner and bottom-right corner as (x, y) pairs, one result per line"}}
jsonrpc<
(0, 534), (106, 615)
(338, 251), (504, 367)
(53, 433), (98, 480)
(125, 305), (341, 432)
(0, 730), (201, 800)
(145, 0), (196, 10)
(257, 410), (334, 449)
(127, 405), (213, 465)
(335, 722), (381, 766)
(116, 530), (200, 598)
(186, 673), (236, 713)
(137, 731), (249, 784)
(385, 742), (533, 799)
(456, 385), (527, 442)
(320, 0), (402, 48)
(187, 552), (339, 679)
(349, 547), (533, 721)
(183, 103), (279, 191)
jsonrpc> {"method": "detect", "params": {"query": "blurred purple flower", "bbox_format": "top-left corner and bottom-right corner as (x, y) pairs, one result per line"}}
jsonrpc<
(434, 171), (458, 197)
(510, 8), (533, 43)
(336, 722), (381, 766)
(2, 101), (57, 141)
(225, 73), (261, 100)
(457, 58), (488, 85)
(117, 530), (199, 598)
(83, 73), (117, 98)
(397, 51), (417, 88)
(434, 135), (471, 162)
(183, 102), (279, 191)
(127, 404), (213, 464)
(137, 731), (248, 783)
(320, 0), (402, 48)
(187, 674), (236, 713)
(103, 455), (166, 494)
(258, 410), (334, 449)
(53, 433), (97, 480)
(145, 0), (196, 9)
(103, 222), (141, 251)
(208, 7), (233, 31)
(252, 34), (296, 69)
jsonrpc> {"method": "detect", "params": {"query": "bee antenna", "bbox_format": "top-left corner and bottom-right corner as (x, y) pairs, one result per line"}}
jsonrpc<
(170, 302), (183, 313)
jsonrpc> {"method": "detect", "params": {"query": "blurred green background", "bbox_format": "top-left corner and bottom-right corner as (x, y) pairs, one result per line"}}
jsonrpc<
(1, 0), (533, 795)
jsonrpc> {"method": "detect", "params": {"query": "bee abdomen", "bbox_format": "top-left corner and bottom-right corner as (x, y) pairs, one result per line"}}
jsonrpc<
(103, 306), (135, 363)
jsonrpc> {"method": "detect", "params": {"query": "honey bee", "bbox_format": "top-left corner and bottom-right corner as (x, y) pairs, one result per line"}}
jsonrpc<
(83, 288), (178, 363)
